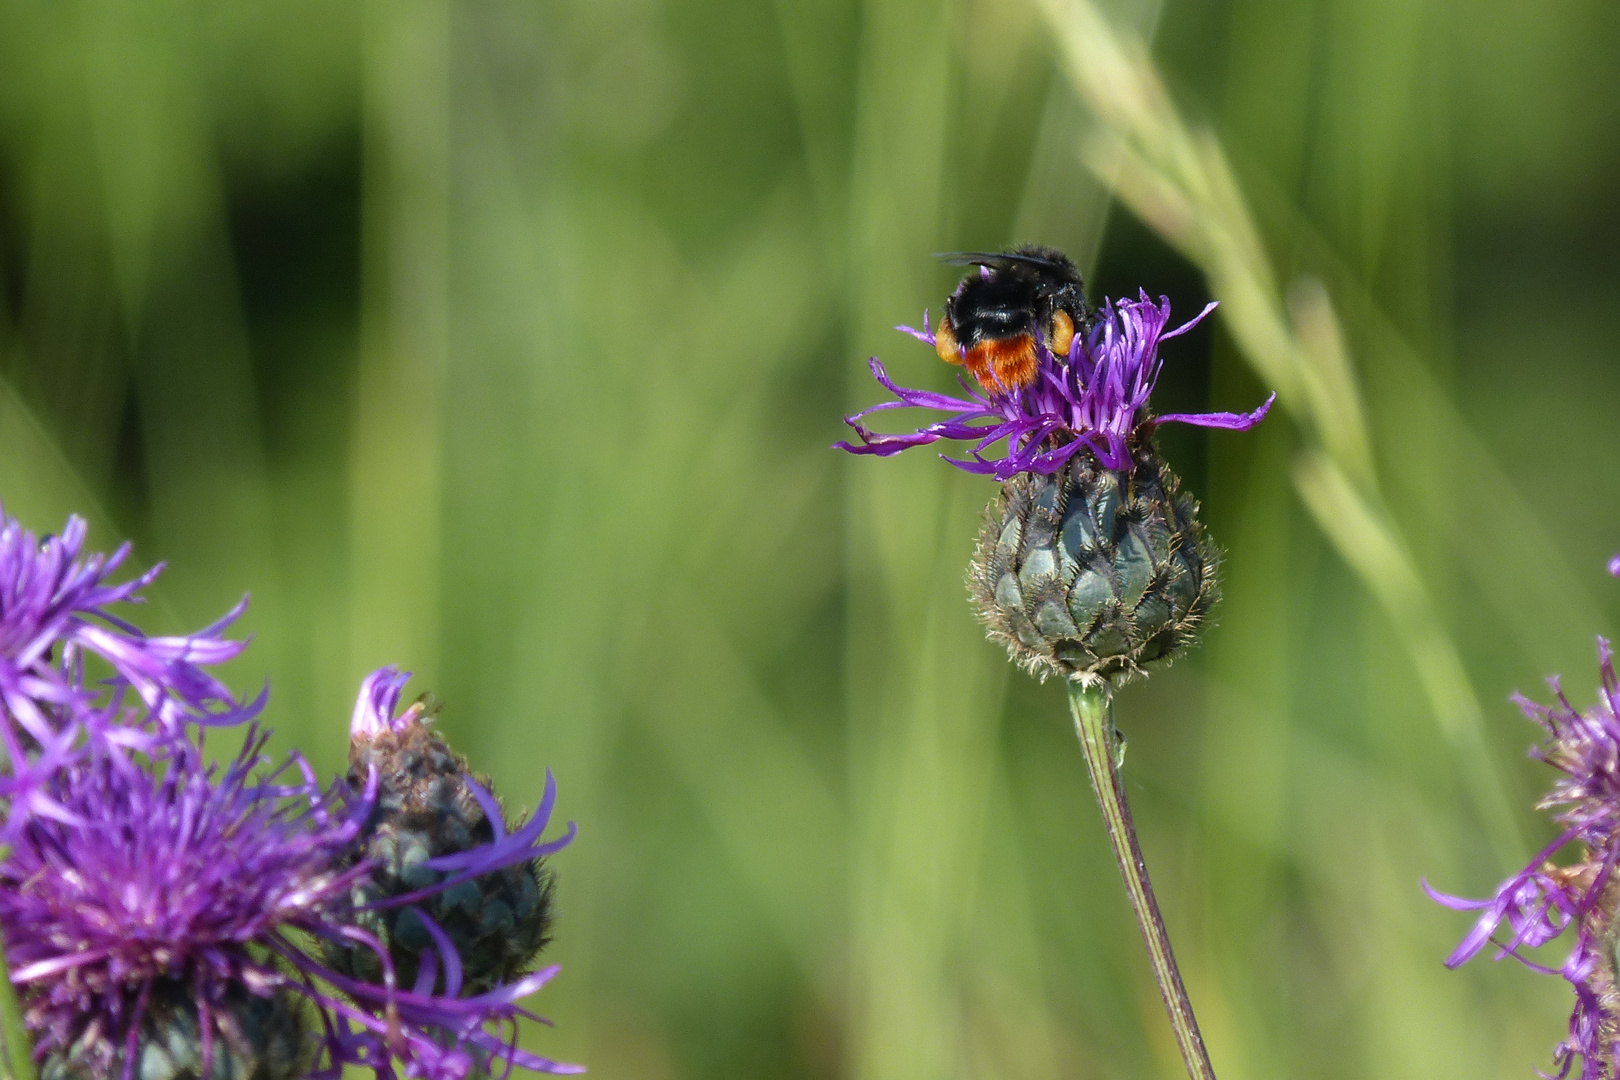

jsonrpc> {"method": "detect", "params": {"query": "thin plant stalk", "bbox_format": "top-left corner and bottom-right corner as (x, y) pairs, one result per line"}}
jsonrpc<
(0, 848), (37, 1080)
(1068, 681), (1215, 1080)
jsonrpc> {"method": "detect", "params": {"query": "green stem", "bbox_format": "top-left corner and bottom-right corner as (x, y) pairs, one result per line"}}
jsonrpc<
(1068, 681), (1215, 1080)
(0, 924), (32, 1080)
(0, 850), (35, 1080)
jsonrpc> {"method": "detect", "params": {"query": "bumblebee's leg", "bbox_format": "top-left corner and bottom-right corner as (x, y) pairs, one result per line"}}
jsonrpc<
(934, 314), (963, 364)
(1048, 309), (1076, 359)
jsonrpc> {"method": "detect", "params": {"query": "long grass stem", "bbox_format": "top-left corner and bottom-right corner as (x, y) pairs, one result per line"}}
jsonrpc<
(1068, 680), (1214, 1080)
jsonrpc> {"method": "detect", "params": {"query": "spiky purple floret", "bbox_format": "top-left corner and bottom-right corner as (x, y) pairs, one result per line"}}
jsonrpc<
(835, 291), (1274, 480)
(353, 665), (418, 739)
(1, 701), (581, 1079)
(1428, 638), (1620, 1079)
(0, 507), (260, 788)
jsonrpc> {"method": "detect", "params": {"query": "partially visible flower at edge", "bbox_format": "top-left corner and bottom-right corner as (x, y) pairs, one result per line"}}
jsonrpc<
(1, 720), (368, 1078)
(0, 502), (581, 1078)
(835, 291), (1275, 481)
(0, 507), (261, 831)
(0, 687), (581, 1079)
(1427, 637), (1620, 1080)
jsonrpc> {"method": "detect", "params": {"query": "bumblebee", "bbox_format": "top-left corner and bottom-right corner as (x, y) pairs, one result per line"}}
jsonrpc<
(933, 245), (1089, 393)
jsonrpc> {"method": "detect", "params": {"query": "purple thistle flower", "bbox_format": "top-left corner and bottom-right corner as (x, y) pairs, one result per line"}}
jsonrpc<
(836, 291), (1274, 481)
(1428, 638), (1620, 1079)
(0, 695), (581, 1079)
(0, 507), (261, 819)
(0, 722), (368, 1078)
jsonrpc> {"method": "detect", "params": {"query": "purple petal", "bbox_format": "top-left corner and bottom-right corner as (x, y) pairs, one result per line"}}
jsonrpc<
(413, 909), (464, 998)
(865, 357), (986, 412)
(1159, 300), (1219, 341)
(896, 311), (936, 346)
(350, 666), (415, 737)
(834, 430), (944, 457)
(1157, 392), (1276, 431)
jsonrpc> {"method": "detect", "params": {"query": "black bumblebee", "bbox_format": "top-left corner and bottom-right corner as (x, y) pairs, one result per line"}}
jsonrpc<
(932, 245), (1090, 392)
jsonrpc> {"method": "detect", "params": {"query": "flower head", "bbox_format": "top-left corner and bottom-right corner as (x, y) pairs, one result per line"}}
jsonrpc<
(2, 695), (581, 1079)
(0, 722), (366, 1079)
(331, 668), (575, 996)
(1429, 638), (1620, 1079)
(836, 291), (1273, 481)
(0, 502), (581, 1079)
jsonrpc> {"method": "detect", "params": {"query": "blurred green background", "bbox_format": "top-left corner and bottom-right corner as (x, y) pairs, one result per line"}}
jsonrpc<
(1, 0), (1618, 1077)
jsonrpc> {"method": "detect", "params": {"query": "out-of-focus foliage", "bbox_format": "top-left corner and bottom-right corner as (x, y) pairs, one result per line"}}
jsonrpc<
(0, 0), (1616, 1077)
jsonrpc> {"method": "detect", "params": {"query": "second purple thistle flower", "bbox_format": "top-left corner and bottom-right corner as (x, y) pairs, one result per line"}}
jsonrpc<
(0, 507), (582, 1080)
(837, 247), (1273, 682)
(1430, 636), (1620, 1079)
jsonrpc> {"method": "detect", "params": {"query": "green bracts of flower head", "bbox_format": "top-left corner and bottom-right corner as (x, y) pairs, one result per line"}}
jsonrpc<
(40, 983), (305, 1080)
(970, 444), (1217, 683)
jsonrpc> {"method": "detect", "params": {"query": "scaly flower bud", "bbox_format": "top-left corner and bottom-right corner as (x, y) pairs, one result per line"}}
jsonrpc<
(39, 982), (305, 1080)
(970, 444), (1215, 682)
(329, 668), (574, 995)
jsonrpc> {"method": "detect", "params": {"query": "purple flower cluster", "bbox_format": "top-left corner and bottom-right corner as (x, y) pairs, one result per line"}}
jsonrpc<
(1429, 639), (1620, 1079)
(836, 291), (1274, 480)
(1, 729), (368, 1072)
(0, 506), (579, 1080)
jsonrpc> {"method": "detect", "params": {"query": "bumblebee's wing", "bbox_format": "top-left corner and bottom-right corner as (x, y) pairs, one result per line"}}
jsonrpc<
(935, 248), (1080, 279)
(936, 250), (1055, 270)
